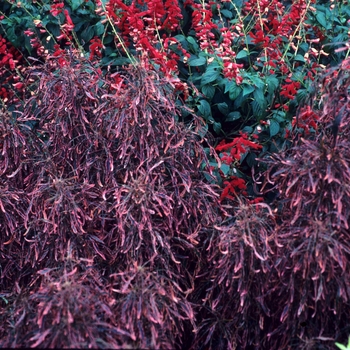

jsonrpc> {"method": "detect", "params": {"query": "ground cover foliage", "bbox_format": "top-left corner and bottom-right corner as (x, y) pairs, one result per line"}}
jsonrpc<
(258, 57), (350, 349)
(0, 0), (350, 349)
(0, 53), (222, 348)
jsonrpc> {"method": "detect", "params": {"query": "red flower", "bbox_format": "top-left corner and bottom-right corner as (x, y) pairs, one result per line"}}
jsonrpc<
(89, 37), (104, 61)
(63, 9), (74, 30)
(12, 82), (24, 90)
(250, 29), (270, 47)
(52, 44), (68, 67)
(280, 79), (301, 100)
(50, 3), (64, 16)
(24, 29), (35, 36)
(220, 176), (247, 201)
(248, 197), (264, 204)
(292, 105), (319, 135)
(216, 133), (262, 163)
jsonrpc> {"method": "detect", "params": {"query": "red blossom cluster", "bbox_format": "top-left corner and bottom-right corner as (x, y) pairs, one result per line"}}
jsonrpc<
(96, 0), (189, 97)
(56, 9), (75, 43)
(280, 78), (301, 100)
(184, 0), (244, 83)
(103, 0), (182, 74)
(109, 71), (127, 92)
(0, 35), (23, 102)
(221, 176), (247, 201)
(163, 0), (183, 31)
(0, 36), (16, 70)
(241, 0), (320, 101)
(48, 2), (75, 45)
(51, 44), (69, 67)
(219, 175), (263, 203)
(185, 0), (218, 51)
(12, 0), (327, 106)
(23, 22), (46, 57)
(50, 2), (64, 17)
(216, 133), (262, 164)
(219, 26), (244, 84)
(89, 37), (104, 61)
(292, 105), (320, 135)
(22, 2), (76, 60)
(216, 133), (262, 201)
(179, 0), (323, 89)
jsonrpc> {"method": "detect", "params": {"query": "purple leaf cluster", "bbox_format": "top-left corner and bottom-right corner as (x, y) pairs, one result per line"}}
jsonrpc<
(258, 57), (350, 348)
(0, 52), (221, 349)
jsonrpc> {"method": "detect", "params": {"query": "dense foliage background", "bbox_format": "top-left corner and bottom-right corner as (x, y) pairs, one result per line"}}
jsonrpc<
(0, 0), (350, 349)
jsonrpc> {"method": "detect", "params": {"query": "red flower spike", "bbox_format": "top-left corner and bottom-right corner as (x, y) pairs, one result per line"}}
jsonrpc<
(89, 37), (104, 61)
(220, 176), (247, 202)
(50, 3), (64, 16)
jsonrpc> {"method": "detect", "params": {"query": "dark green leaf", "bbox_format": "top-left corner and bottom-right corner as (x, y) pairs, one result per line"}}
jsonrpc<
(252, 100), (263, 117)
(105, 57), (131, 66)
(242, 84), (255, 97)
(272, 110), (286, 123)
(5, 27), (16, 43)
(226, 111), (241, 122)
(206, 61), (221, 71)
(234, 92), (248, 110)
(189, 56), (206, 66)
(197, 99), (211, 118)
(223, 79), (232, 94)
(221, 9), (233, 19)
(207, 116), (215, 124)
(42, 4), (51, 11)
(294, 54), (305, 62)
(242, 126), (253, 134)
(299, 42), (309, 53)
(217, 102), (229, 116)
(47, 23), (61, 37)
(103, 35), (114, 44)
(245, 153), (257, 168)
(174, 34), (186, 45)
(201, 84), (215, 99)
(296, 89), (308, 103)
(213, 121), (222, 134)
(77, 9), (91, 15)
(253, 88), (266, 107)
(73, 19), (87, 32)
(220, 163), (231, 176)
(71, 0), (84, 11)
(187, 36), (199, 52)
(228, 82), (241, 100)
(201, 67), (220, 85)
(94, 22), (105, 36)
(236, 50), (248, 59)
(24, 36), (32, 54)
(248, 75), (263, 90)
(81, 26), (94, 43)
(269, 119), (280, 137)
(1, 19), (13, 25)
(316, 12), (327, 29)
(265, 75), (279, 95)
